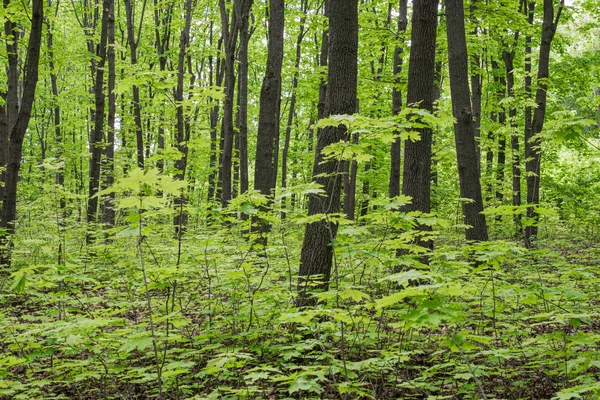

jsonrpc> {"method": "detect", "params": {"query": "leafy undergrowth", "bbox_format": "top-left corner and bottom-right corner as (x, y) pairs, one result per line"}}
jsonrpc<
(1, 203), (600, 399)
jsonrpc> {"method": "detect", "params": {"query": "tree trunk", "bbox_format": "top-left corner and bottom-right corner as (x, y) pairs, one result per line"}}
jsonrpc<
(124, 0), (145, 168)
(503, 49), (522, 233)
(45, 0), (65, 212)
(173, 0), (194, 237)
(0, 0), (20, 202)
(153, 0), (172, 172)
(469, 0), (482, 168)
(104, 0), (116, 227)
(282, 0), (307, 218)
(236, 0), (253, 198)
(207, 24), (223, 202)
(298, 0), (358, 305)
(401, 0), (439, 247)
(388, 0), (408, 198)
(446, 0), (488, 241)
(0, 0), (43, 265)
(218, 0), (240, 207)
(87, 0), (111, 226)
(254, 0), (284, 241)
(525, 0), (563, 246)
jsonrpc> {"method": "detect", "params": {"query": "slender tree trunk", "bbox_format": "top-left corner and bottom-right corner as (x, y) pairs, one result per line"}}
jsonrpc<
(173, 0), (194, 237)
(298, 0), (358, 305)
(218, 0), (241, 207)
(446, 0), (488, 241)
(87, 0), (111, 227)
(254, 0), (284, 241)
(153, 0), (172, 172)
(525, 0), (563, 246)
(503, 49), (522, 233)
(124, 0), (146, 168)
(236, 0), (253, 198)
(207, 24), (223, 202)
(469, 0), (482, 168)
(45, 0), (65, 212)
(401, 0), (439, 248)
(389, 0), (408, 198)
(282, 0), (307, 218)
(0, 0), (43, 265)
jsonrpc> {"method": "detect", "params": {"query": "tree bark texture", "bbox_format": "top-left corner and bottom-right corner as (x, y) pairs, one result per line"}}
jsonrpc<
(236, 0), (253, 197)
(446, 0), (488, 241)
(388, 0), (408, 198)
(104, 0), (116, 226)
(124, 0), (145, 168)
(525, 0), (563, 246)
(401, 0), (439, 241)
(87, 0), (110, 225)
(298, 0), (358, 305)
(0, 0), (43, 263)
(173, 0), (194, 237)
(218, 0), (240, 207)
(254, 0), (284, 240)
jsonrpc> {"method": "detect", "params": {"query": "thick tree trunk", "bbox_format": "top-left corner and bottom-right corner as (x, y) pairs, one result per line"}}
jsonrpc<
(0, 0), (43, 265)
(401, 0), (439, 247)
(446, 0), (488, 241)
(298, 0), (358, 305)
(254, 0), (284, 241)
(525, 0), (563, 246)
(104, 0), (116, 227)
(87, 0), (111, 226)
(0, 0), (20, 202)
(388, 0), (408, 198)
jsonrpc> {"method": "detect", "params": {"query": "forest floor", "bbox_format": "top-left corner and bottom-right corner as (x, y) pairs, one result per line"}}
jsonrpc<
(1, 217), (599, 399)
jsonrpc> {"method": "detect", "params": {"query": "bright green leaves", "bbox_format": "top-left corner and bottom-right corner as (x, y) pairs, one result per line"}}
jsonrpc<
(108, 167), (186, 212)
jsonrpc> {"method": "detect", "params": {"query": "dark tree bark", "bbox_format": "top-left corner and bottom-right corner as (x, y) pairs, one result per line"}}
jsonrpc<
(207, 23), (223, 202)
(124, 0), (146, 168)
(446, 0), (488, 241)
(87, 0), (111, 226)
(152, 0), (172, 172)
(401, 0), (439, 247)
(317, 0), (329, 121)
(0, 0), (43, 264)
(218, 0), (241, 207)
(104, 0), (116, 227)
(503, 45), (522, 232)
(45, 0), (65, 212)
(469, 0), (482, 168)
(525, 0), (564, 247)
(298, 0), (358, 305)
(0, 0), (22, 203)
(236, 0), (254, 197)
(282, 0), (308, 218)
(388, 0), (408, 198)
(490, 59), (507, 202)
(253, 0), (284, 240)
(173, 0), (194, 237)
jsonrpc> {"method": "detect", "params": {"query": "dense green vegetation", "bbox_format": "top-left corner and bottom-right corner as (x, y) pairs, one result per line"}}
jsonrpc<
(1, 0), (599, 398)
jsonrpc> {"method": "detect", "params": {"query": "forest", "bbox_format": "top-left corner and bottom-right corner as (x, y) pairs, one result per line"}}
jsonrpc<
(0, 0), (599, 398)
